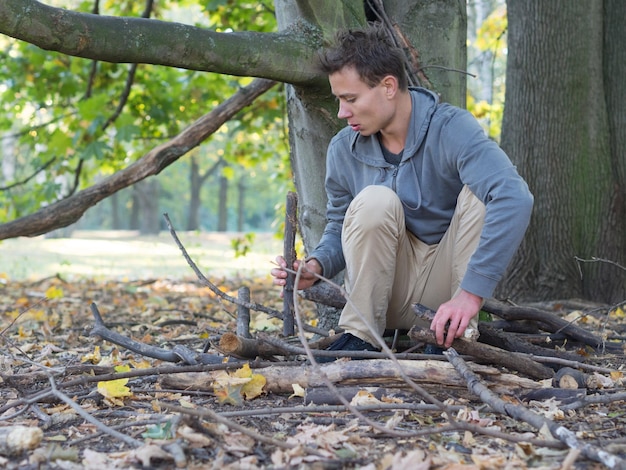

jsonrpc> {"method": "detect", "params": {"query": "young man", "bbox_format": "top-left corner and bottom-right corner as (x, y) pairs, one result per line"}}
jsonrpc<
(271, 25), (533, 359)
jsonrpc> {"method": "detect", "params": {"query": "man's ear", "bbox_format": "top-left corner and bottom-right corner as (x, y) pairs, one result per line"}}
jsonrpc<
(381, 75), (399, 98)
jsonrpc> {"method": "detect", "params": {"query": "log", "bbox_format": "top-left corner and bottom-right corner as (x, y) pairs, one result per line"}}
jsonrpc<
(478, 322), (582, 364)
(300, 283), (346, 309)
(408, 326), (554, 380)
(219, 333), (290, 359)
(483, 299), (620, 351)
(159, 359), (543, 395)
(553, 367), (587, 389)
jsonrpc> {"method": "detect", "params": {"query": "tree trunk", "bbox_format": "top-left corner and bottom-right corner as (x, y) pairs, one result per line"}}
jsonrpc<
(499, 0), (625, 303)
(135, 179), (161, 235)
(275, 0), (468, 329)
(186, 156), (202, 231)
(237, 178), (245, 232)
(384, 0), (467, 107)
(217, 175), (228, 232)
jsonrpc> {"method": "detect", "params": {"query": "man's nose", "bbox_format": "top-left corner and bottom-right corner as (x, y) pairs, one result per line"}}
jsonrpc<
(337, 103), (351, 119)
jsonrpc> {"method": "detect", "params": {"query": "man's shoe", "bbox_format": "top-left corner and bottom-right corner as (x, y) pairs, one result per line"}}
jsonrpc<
(315, 333), (379, 363)
(424, 344), (445, 355)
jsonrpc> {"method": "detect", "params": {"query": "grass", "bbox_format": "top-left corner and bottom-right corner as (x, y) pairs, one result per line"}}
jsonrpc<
(0, 230), (283, 282)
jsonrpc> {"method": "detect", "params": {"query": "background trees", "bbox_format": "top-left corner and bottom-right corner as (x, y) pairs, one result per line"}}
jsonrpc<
(0, 0), (623, 303)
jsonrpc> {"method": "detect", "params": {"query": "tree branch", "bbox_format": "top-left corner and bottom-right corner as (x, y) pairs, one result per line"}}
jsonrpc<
(0, 78), (276, 239)
(0, 0), (321, 85)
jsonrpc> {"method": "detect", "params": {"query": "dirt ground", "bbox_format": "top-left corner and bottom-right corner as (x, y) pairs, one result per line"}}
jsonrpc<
(0, 234), (625, 469)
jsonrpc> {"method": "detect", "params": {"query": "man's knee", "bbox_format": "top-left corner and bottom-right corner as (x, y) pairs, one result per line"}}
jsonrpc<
(346, 185), (403, 230)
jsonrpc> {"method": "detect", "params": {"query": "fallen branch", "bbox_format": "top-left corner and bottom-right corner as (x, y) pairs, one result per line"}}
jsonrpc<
(159, 359), (542, 395)
(477, 322), (582, 364)
(445, 348), (625, 469)
(483, 299), (619, 351)
(89, 303), (224, 365)
(408, 326), (554, 380)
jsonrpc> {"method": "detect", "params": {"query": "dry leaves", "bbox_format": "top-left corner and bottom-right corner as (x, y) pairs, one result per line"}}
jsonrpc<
(0, 275), (625, 468)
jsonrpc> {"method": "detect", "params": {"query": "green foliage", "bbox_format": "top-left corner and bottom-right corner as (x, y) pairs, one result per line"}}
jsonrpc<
(466, 3), (507, 142)
(231, 232), (256, 258)
(0, 0), (291, 233)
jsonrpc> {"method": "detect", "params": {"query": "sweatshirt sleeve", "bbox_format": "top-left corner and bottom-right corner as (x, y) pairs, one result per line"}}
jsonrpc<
(307, 137), (350, 279)
(441, 108), (534, 298)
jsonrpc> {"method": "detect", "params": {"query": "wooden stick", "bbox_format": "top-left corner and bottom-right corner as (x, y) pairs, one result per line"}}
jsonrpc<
(445, 348), (624, 469)
(283, 191), (298, 336)
(409, 325), (554, 380)
(219, 332), (291, 359)
(236, 286), (251, 339)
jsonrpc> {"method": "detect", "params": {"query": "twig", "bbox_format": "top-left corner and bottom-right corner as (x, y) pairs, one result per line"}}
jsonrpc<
(444, 348), (625, 469)
(282, 191), (297, 336)
(218, 402), (462, 418)
(89, 303), (224, 364)
(163, 213), (328, 337)
(159, 402), (328, 457)
(561, 391), (626, 411)
(47, 376), (142, 448)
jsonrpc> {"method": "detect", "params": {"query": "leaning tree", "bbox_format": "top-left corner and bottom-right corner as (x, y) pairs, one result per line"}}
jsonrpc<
(0, 0), (465, 256)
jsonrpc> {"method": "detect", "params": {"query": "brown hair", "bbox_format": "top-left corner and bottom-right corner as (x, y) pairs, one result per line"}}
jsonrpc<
(318, 24), (408, 91)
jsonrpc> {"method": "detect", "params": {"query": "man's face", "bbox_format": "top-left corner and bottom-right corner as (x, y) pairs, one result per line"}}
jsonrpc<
(329, 66), (393, 136)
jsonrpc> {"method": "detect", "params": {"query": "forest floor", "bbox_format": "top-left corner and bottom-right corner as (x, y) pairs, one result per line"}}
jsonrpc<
(0, 232), (625, 469)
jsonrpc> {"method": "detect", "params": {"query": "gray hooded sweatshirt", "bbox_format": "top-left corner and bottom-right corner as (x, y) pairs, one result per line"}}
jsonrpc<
(309, 87), (533, 299)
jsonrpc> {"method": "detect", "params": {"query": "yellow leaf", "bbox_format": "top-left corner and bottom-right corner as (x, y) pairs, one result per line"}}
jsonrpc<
(241, 372), (266, 400)
(213, 366), (265, 405)
(45, 286), (64, 300)
(97, 378), (132, 401)
(233, 363), (253, 379)
(97, 364), (132, 404)
(290, 383), (305, 399)
(81, 346), (102, 364)
(610, 306), (625, 319)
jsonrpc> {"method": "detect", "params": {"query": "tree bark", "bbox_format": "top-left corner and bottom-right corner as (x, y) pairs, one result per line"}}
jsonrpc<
(499, 0), (625, 303)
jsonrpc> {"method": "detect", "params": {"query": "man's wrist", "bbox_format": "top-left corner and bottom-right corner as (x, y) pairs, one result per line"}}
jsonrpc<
(306, 258), (323, 276)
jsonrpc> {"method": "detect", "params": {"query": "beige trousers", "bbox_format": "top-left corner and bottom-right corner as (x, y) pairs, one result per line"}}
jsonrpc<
(339, 185), (485, 345)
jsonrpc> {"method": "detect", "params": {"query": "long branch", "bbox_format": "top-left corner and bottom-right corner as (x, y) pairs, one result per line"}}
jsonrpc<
(0, 78), (276, 240)
(445, 348), (625, 469)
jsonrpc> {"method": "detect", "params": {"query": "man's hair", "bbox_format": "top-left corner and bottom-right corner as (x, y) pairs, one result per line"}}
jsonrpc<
(318, 24), (409, 91)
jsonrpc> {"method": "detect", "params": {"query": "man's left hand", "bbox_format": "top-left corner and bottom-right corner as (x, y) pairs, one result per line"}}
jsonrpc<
(430, 290), (482, 348)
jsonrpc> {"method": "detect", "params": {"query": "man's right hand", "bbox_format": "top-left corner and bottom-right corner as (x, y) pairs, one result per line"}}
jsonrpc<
(271, 256), (322, 294)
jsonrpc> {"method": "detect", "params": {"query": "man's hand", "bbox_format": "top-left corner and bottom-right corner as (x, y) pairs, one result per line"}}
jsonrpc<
(270, 256), (322, 296)
(430, 290), (482, 348)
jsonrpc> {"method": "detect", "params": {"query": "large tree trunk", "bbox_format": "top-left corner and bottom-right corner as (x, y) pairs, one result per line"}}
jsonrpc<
(275, 0), (467, 254)
(499, 0), (625, 303)
(275, 0), (467, 330)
